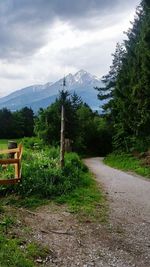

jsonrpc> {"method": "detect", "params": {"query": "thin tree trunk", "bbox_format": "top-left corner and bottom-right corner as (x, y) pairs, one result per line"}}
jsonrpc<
(60, 105), (65, 168)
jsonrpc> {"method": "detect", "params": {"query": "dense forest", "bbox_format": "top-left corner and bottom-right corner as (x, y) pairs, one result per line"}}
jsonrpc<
(0, 91), (111, 155)
(0, 107), (34, 138)
(96, 0), (150, 153)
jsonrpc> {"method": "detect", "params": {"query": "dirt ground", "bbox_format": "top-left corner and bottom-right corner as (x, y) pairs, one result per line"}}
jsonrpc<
(5, 157), (150, 267)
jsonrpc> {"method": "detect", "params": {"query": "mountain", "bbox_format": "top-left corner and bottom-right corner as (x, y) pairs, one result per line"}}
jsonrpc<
(0, 70), (102, 112)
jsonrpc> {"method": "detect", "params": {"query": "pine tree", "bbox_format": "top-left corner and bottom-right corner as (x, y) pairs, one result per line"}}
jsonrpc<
(97, 0), (150, 151)
(96, 43), (125, 114)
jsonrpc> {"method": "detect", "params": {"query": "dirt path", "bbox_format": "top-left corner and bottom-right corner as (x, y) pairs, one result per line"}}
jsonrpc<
(84, 157), (150, 267)
(15, 158), (150, 266)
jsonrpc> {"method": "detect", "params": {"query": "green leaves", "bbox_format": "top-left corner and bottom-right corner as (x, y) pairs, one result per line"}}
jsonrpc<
(97, 1), (150, 152)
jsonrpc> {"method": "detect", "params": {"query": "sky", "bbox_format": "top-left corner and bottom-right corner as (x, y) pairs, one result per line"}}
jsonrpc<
(0, 0), (140, 97)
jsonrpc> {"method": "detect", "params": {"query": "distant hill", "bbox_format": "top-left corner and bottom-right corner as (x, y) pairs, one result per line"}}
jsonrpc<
(0, 70), (103, 112)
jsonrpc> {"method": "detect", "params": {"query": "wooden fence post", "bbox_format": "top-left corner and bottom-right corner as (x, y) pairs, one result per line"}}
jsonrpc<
(0, 144), (23, 184)
(60, 105), (65, 168)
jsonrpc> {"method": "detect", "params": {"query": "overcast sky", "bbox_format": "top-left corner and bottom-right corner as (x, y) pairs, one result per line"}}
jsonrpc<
(0, 0), (140, 97)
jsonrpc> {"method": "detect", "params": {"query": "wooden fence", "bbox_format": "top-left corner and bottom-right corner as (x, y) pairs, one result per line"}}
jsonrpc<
(0, 144), (23, 185)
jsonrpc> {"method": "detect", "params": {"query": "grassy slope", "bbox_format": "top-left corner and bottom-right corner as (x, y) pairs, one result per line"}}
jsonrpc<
(104, 153), (150, 178)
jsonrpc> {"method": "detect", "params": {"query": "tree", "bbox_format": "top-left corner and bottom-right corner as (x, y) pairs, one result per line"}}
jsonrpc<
(0, 108), (14, 138)
(35, 91), (79, 145)
(35, 92), (112, 155)
(96, 0), (150, 152)
(96, 43), (125, 114)
(0, 107), (34, 139)
(19, 107), (34, 137)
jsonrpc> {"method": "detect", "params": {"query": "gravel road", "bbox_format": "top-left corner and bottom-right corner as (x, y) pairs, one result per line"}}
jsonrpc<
(84, 157), (150, 267)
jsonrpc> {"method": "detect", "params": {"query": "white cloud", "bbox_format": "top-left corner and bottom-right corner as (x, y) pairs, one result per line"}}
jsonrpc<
(0, 0), (140, 97)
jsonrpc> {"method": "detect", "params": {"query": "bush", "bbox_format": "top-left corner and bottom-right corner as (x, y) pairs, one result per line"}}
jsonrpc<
(21, 137), (44, 149)
(0, 147), (89, 198)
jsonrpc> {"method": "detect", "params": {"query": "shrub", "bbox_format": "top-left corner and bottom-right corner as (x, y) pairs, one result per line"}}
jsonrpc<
(21, 137), (44, 149)
(0, 147), (89, 199)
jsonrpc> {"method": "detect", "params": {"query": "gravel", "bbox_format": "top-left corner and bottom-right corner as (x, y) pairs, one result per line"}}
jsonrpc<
(84, 157), (150, 267)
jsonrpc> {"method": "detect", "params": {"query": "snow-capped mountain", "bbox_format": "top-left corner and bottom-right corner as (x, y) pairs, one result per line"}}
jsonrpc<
(0, 70), (102, 112)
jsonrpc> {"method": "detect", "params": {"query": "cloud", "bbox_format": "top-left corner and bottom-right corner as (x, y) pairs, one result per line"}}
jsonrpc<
(0, 0), (140, 96)
(0, 0), (139, 60)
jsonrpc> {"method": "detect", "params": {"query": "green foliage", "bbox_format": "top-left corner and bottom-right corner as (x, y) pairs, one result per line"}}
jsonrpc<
(0, 109), (14, 139)
(21, 137), (44, 149)
(35, 91), (80, 146)
(104, 152), (150, 178)
(0, 140), (107, 222)
(14, 148), (61, 197)
(74, 107), (112, 155)
(0, 137), (45, 181)
(0, 107), (35, 139)
(0, 145), (95, 200)
(0, 164), (14, 180)
(35, 91), (112, 155)
(97, 1), (150, 153)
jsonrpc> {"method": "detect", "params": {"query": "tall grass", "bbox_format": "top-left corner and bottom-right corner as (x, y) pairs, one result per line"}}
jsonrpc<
(0, 138), (107, 220)
(104, 152), (150, 178)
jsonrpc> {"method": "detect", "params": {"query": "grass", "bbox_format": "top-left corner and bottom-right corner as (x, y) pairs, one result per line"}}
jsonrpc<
(0, 234), (34, 267)
(1, 196), (50, 209)
(0, 140), (8, 150)
(0, 138), (107, 219)
(0, 212), (46, 267)
(0, 232), (50, 267)
(56, 172), (107, 222)
(104, 152), (150, 178)
(0, 205), (53, 267)
(0, 137), (107, 265)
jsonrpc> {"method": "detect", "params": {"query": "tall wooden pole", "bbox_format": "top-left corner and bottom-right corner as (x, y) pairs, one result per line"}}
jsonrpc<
(60, 104), (65, 168)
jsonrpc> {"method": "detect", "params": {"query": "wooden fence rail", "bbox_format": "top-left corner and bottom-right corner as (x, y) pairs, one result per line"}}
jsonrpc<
(0, 144), (23, 185)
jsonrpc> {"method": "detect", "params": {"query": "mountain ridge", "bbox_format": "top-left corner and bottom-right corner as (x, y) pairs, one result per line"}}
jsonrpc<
(0, 70), (102, 112)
